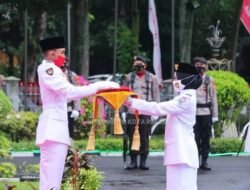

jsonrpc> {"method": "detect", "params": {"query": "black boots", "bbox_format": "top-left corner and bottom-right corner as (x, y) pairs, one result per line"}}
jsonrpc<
(126, 154), (138, 170)
(139, 154), (149, 170)
(199, 156), (211, 171)
(126, 154), (149, 170)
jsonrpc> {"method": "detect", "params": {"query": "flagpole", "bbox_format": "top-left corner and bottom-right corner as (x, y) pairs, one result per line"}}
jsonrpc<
(171, 0), (175, 78)
(113, 0), (118, 78)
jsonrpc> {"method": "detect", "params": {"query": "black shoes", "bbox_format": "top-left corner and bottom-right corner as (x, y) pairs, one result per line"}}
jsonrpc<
(126, 162), (138, 170)
(139, 160), (149, 170)
(126, 155), (149, 170)
(199, 163), (211, 171)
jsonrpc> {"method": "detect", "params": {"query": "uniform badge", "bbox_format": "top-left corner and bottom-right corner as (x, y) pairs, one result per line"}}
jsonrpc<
(46, 68), (54, 76)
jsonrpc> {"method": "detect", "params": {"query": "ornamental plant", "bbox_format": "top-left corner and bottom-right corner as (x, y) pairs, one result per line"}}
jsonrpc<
(0, 89), (12, 120)
(207, 71), (250, 137)
(62, 148), (103, 190)
(74, 76), (107, 140)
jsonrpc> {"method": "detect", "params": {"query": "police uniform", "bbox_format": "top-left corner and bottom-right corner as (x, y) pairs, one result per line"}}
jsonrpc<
(37, 36), (119, 190)
(65, 69), (81, 138)
(123, 63), (160, 170)
(193, 74), (218, 169)
(126, 63), (202, 190)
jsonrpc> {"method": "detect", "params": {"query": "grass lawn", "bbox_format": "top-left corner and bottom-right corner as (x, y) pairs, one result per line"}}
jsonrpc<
(0, 182), (38, 190)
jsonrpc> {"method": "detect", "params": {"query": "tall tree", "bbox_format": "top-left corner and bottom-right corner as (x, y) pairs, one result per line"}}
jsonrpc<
(229, 0), (243, 72)
(71, 0), (89, 78)
(179, 0), (196, 63)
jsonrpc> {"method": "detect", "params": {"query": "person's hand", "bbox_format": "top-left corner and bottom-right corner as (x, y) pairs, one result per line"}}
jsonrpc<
(70, 110), (80, 120)
(151, 116), (159, 122)
(121, 112), (126, 122)
(124, 97), (133, 107)
(94, 81), (120, 91)
(212, 117), (218, 123)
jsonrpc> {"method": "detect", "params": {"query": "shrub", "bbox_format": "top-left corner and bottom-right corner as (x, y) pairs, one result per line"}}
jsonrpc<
(0, 111), (39, 141)
(75, 97), (106, 139)
(0, 89), (12, 120)
(208, 71), (250, 137)
(0, 133), (11, 158)
(78, 168), (103, 190)
(0, 162), (17, 177)
(210, 138), (242, 153)
(63, 148), (103, 190)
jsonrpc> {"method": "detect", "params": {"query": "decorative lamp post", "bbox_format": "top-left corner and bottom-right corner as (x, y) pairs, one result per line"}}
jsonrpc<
(206, 20), (225, 58)
(206, 20), (231, 70)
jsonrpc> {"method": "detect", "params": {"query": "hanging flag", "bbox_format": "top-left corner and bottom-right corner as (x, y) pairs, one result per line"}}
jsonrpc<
(148, 0), (162, 84)
(241, 0), (250, 33)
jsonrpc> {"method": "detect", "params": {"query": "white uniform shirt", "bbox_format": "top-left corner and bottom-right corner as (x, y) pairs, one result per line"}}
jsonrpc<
(36, 60), (99, 146)
(130, 89), (199, 168)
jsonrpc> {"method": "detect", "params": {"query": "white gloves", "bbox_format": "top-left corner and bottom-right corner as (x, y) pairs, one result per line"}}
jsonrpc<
(151, 116), (159, 122)
(70, 110), (80, 120)
(212, 117), (218, 123)
(121, 112), (126, 122)
(93, 81), (120, 91)
(124, 97), (133, 107)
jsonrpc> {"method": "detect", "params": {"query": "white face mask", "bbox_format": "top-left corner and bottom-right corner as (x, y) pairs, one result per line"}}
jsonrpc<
(172, 80), (185, 93)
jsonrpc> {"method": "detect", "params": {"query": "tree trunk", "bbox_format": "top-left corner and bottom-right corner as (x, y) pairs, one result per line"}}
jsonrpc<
(131, 0), (139, 46)
(27, 12), (47, 82)
(179, 0), (195, 63)
(81, 0), (89, 78)
(229, 0), (243, 72)
(71, 0), (89, 78)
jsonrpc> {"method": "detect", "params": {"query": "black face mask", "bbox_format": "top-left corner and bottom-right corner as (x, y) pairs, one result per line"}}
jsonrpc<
(134, 64), (145, 72)
(196, 66), (206, 73)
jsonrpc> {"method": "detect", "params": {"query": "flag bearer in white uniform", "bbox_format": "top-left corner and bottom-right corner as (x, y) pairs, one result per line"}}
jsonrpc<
(125, 63), (202, 190)
(37, 36), (119, 190)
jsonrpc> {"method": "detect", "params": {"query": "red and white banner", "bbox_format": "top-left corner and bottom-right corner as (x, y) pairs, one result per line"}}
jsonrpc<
(149, 0), (162, 84)
(241, 0), (250, 33)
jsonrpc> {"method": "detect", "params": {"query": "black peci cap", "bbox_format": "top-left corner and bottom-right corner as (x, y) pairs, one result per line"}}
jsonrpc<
(39, 36), (65, 52)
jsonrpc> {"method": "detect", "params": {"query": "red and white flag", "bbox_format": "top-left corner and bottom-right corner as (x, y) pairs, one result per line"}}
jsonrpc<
(241, 0), (250, 33)
(149, 0), (162, 84)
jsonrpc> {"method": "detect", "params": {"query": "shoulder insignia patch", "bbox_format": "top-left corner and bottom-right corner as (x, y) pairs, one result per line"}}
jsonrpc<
(46, 68), (54, 76)
(178, 96), (190, 105)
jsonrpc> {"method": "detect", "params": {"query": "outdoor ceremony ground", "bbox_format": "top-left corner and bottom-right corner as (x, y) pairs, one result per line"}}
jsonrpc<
(0, 154), (250, 190)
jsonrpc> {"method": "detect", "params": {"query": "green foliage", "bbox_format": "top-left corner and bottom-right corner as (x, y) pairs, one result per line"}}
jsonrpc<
(24, 164), (40, 175)
(0, 111), (39, 141)
(193, 0), (240, 58)
(107, 22), (146, 73)
(63, 148), (103, 190)
(210, 138), (242, 153)
(0, 89), (12, 120)
(79, 168), (103, 190)
(0, 133), (11, 158)
(208, 71), (250, 137)
(75, 98), (106, 139)
(0, 162), (17, 178)
(11, 141), (38, 151)
(9, 136), (244, 154)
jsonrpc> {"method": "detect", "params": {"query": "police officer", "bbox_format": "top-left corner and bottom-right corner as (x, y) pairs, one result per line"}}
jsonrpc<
(193, 57), (218, 171)
(61, 63), (81, 139)
(124, 63), (202, 190)
(122, 55), (160, 170)
(37, 36), (119, 190)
